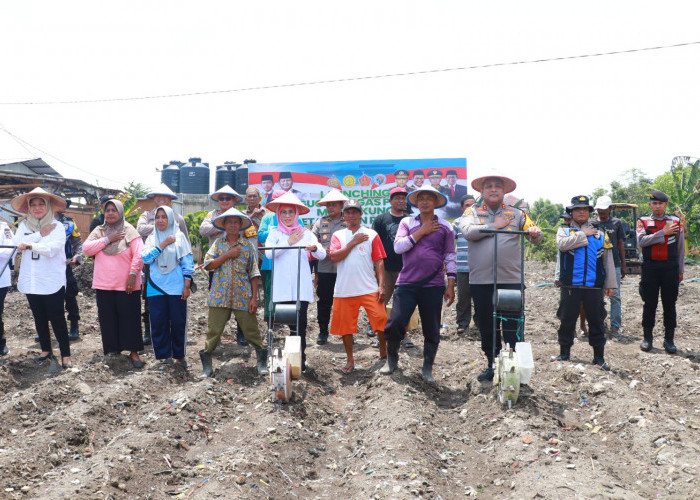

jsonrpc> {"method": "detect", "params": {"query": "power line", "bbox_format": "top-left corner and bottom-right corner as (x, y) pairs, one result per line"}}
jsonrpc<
(1, 40), (698, 106)
(0, 124), (125, 186)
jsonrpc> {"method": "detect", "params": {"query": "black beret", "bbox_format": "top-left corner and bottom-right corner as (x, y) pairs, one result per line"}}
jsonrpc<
(261, 174), (273, 182)
(446, 170), (458, 176)
(649, 190), (669, 202)
(279, 172), (293, 180)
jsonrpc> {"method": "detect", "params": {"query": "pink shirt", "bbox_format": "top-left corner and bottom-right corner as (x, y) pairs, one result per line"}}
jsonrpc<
(83, 237), (144, 291)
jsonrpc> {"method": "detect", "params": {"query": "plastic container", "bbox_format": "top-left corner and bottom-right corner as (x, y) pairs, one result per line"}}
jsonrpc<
(515, 342), (534, 385)
(270, 348), (292, 402)
(283, 336), (302, 380)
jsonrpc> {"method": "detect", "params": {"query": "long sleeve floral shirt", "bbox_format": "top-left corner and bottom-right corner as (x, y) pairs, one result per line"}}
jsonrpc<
(204, 235), (261, 310)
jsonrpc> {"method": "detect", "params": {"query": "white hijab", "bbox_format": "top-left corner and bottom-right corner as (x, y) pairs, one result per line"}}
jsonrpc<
(146, 206), (192, 274)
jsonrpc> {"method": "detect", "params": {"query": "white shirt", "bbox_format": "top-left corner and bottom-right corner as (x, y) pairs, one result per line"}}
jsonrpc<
(330, 227), (385, 298)
(12, 221), (66, 295)
(0, 222), (14, 288)
(264, 228), (325, 303)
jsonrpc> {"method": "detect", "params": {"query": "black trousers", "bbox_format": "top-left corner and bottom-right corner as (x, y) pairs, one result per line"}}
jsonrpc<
(0, 286), (8, 349)
(471, 284), (522, 363)
(96, 289), (144, 354)
(141, 264), (150, 326)
(385, 285), (445, 344)
(316, 272), (337, 335)
(639, 260), (679, 338)
(27, 288), (71, 357)
(455, 272), (473, 328)
(65, 265), (80, 322)
(557, 287), (606, 348)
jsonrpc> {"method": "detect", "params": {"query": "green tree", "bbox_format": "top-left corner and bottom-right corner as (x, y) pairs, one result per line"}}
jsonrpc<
(529, 198), (564, 228)
(124, 182), (151, 199)
(654, 157), (700, 251)
(185, 211), (210, 265)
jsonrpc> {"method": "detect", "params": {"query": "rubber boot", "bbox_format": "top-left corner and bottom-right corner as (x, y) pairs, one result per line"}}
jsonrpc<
(143, 321), (152, 346)
(554, 345), (571, 361)
(379, 339), (400, 374)
(68, 321), (79, 341)
(639, 329), (653, 352)
(236, 325), (248, 346)
(592, 345), (610, 371)
(421, 341), (439, 383)
(199, 350), (213, 378)
(256, 349), (268, 375)
(663, 330), (677, 354)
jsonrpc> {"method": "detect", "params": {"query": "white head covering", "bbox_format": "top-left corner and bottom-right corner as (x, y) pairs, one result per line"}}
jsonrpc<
(147, 205), (192, 274)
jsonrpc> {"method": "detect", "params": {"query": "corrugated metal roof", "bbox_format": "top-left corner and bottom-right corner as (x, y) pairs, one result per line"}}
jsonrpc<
(0, 158), (62, 177)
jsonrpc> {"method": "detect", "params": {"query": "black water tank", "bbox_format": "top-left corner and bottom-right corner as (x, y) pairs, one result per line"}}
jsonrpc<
(236, 159), (256, 196)
(180, 157), (210, 194)
(215, 162), (239, 191)
(161, 160), (182, 194)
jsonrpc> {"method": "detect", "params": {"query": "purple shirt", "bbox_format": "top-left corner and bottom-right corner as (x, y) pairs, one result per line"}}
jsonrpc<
(394, 215), (456, 287)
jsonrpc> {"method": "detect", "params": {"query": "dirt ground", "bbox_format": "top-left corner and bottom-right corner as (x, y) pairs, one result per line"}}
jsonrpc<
(0, 261), (698, 499)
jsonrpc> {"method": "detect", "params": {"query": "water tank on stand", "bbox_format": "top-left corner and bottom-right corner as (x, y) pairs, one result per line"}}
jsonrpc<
(160, 160), (182, 194)
(215, 162), (240, 191)
(179, 157), (210, 194)
(236, 159), (256, 197)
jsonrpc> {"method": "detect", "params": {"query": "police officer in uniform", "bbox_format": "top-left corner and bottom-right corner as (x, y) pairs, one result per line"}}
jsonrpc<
(555, 196), (616, 370)
(56, 199), (83, 341)
(311, 189), (348, 344)
(394, 169), (410, 190)
(637, 190), (685, 354)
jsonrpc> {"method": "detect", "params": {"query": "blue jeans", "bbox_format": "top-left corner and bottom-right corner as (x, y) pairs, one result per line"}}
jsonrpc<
(609, 266), (622, 330)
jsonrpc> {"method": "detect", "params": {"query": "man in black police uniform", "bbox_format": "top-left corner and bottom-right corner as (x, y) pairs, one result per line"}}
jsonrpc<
(637, 190), (685, 354)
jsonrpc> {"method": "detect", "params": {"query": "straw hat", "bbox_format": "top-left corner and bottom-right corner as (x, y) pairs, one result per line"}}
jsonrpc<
(470, 171), (517, 194)
(212, 207), (253, 231)
(406, 185), (448, 209)
(210, 184), (242, 203)
(146, 183), (178, 200)
(11, 187), (67, 214)
(265, 191), (310, 215)
(317, 189), (349, 206)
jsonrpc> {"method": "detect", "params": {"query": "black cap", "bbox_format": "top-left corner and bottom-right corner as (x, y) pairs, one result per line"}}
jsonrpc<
(394, 169), (409, 178)
(560, 210), (573, 220)
(99, 195), (114, 204)
(428, 169), (442, 178)
(649, 190), (669, 202)
(279, 172), (293, 180)
(568, 195), (593, 211)
(261, 174), (273, 182)
(446, 169), (458, 176)
(412, 170), (425, 177)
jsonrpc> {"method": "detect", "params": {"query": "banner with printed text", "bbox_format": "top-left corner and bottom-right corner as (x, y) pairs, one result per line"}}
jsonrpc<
(248, 158), (468, 226)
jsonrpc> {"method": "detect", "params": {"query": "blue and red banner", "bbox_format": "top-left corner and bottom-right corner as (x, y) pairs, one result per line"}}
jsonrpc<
(249, 158), (468, 225)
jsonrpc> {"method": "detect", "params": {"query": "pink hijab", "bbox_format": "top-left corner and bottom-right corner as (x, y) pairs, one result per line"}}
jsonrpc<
(276, 204), (304, 235)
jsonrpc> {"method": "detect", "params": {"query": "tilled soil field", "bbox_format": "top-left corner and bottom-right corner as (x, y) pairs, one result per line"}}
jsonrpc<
(0, 261), (699, 499)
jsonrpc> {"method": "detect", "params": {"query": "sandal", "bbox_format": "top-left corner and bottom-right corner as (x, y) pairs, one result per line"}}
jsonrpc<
(341, 364), (354, 374)
(370, 339), (380, 348)
(457, 327), (466, 335)
(402, 339), (415, 349)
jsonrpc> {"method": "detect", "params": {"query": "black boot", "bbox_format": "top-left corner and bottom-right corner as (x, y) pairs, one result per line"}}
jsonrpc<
(640, 329), (653, 352)
(317, 331), (328, 345)
(663, 331), (677, 354)
(592, 345), (610, 371)
(256, 349), (268, 375)
(553, 345), (571, 361)
(0, 335), (7, 356)
(379, 339), (400, 374)
(236, 325), (248, 346)
(477, 365), (494, 381)
(199, 350), (213, 378)
(143, 321), (152, 346)
(421, 341), (439, 383)
(68, 321), (79, 341)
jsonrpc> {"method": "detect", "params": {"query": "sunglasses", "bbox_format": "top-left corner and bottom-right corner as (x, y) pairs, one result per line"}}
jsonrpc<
(218, 196), (234, 201)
